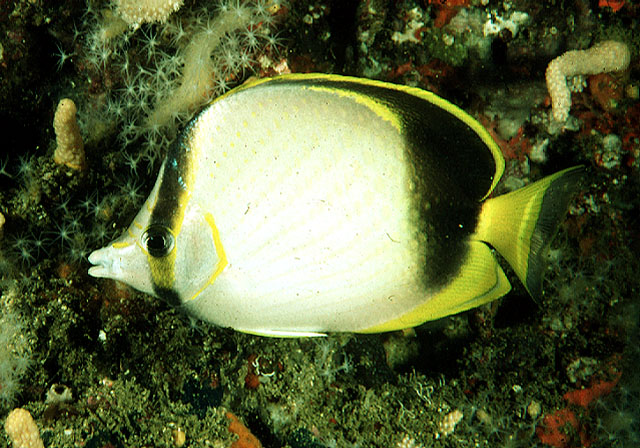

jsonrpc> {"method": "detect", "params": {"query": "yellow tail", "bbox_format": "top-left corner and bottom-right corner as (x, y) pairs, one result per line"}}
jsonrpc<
(474, 166), (584, 299)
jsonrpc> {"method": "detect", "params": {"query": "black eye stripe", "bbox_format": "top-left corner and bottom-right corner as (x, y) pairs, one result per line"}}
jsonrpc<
(142, 225), (174, 258)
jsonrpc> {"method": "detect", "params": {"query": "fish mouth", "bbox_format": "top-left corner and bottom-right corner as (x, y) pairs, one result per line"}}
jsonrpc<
(87, 241), (157, 297)
(87, 247), (116, 278)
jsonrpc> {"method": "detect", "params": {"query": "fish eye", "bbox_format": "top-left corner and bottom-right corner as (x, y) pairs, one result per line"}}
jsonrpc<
(142, 225), (174, 257)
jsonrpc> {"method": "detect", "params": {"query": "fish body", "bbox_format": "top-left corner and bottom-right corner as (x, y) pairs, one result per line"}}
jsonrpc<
(88, 74), (582, 337)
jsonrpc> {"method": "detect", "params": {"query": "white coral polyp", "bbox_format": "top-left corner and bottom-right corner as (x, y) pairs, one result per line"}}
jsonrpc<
(115, 0), (185, 27)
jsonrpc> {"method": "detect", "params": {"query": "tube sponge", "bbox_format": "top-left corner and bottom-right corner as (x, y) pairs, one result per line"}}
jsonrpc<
(546, 40), (631, 123)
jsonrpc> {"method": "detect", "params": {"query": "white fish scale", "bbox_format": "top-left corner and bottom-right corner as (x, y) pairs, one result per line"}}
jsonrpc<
(186, 86), (428, 332)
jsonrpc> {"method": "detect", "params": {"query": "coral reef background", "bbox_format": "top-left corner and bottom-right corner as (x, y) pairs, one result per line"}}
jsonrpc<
(1, 0), (639, 447)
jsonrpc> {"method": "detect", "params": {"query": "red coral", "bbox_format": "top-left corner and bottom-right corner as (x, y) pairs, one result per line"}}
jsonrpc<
(536, 409), (590, 448)
(598, 0), (625, 12)
(563, 374), (621, 408)
(227, 412), (263, 448)
(244, 354), (260, 389)
(538, 365), (622, 447)
(478, 117), (532, 162)
(427, 0), (469, 4)
(588, 73), (625, 114)
(387, 61), (414, 80)
(427, 0), (471, 28)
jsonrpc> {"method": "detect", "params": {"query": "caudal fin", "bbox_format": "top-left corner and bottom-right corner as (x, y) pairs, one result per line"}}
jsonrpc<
(474, 166), (584, 299)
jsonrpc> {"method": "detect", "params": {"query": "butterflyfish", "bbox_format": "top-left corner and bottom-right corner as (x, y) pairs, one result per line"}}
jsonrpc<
(88, 73), (583, 337)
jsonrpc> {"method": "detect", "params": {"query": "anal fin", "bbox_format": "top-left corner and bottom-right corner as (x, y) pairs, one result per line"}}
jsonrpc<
(361, 241), (510, 333)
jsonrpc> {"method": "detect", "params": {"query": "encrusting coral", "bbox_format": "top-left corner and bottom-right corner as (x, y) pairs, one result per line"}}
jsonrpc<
(4, 408), (44, 448)
(546, 40), (631, 123)
(0, 303), (33, 411)
(144, 1), (280, 130)
(115, 0), (185, 28)
(77, 0), (285, 169)
(53, 98), (86, 171)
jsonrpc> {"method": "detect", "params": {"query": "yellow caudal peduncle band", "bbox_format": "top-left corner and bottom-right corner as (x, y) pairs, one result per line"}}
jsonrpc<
(188, 212), (228, 301)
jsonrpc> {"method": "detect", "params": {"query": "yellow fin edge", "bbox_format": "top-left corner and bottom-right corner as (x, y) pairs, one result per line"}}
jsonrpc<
(359, 241), (511, 333)
(474, 166), (584, 298)
(229, 73), (505, 197)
